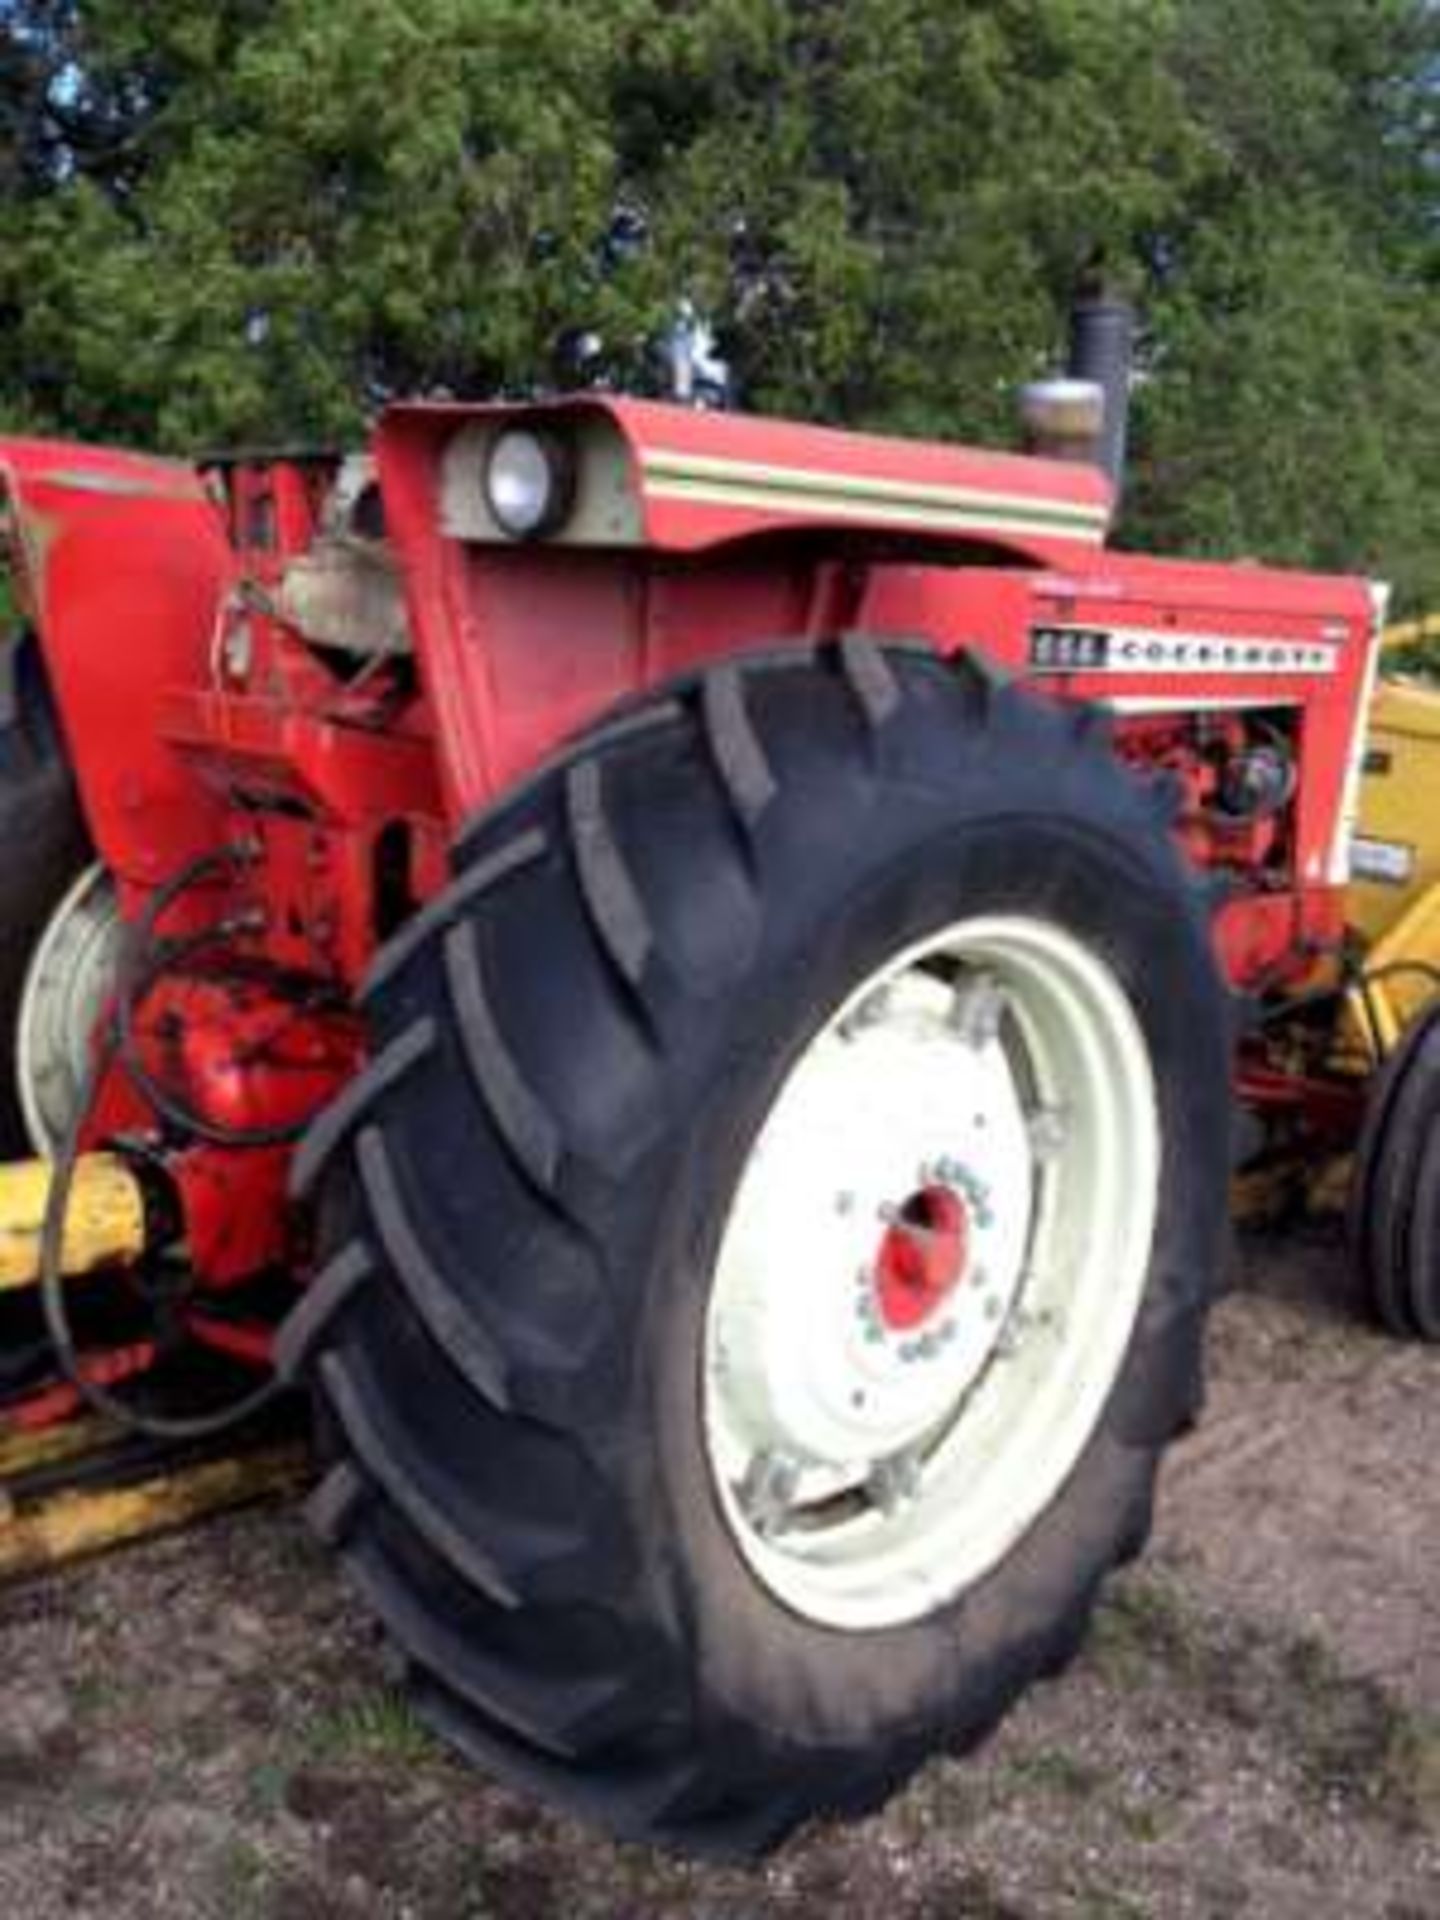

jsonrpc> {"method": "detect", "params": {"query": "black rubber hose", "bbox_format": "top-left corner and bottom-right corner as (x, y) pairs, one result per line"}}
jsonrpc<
(113, 843), (315, 1150)
(38, 1005), (285, 1441)
(37, 887), (292, 1440)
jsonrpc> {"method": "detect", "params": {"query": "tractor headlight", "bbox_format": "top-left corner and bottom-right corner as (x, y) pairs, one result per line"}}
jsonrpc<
(483, 428), (576, 540)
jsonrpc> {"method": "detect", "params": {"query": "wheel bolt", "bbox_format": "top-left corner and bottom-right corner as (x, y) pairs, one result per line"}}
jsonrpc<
(840, 987), (891, 1039)
(867, 1451), (923, 1514)
(1027, 1105), (1071, 1161)
(950, 974), (1006, 1048)
(738, 1450), (801, 1536)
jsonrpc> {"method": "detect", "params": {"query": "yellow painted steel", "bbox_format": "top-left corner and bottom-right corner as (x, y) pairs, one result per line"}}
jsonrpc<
(0, 1414), (118, 1480)
(0, 1152), (146, 1292)
(0, 1443), (307, 1581)
(1381, 610), (1440, 654)
(1349, 672), (1440, 949)
(1339, 638), (1440, 1074)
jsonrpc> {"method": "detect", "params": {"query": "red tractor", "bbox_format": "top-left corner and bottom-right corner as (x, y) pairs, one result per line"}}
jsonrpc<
(0, 362), (1427, 1853)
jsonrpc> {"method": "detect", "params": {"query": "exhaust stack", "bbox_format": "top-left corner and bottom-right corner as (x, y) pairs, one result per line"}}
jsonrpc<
(1019, 290), (1136, 504)
(1066, 293), (1136, 495)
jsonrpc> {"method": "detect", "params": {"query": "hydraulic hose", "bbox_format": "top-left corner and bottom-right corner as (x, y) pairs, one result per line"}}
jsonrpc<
(36, 843), (305, 1440)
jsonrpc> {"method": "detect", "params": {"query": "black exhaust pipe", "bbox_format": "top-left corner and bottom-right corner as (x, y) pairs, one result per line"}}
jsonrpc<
(1066, 292), (1136, 498)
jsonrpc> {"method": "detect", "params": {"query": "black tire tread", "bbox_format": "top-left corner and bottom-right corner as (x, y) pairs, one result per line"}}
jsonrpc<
(700, 666), (777, 828)
(837, 630), (901, 730)
(1348, 999), (1440, 1340)
(318, 1350), (535, 1612)
(290, 1018), (436, 1201)
(274, 1239), (374, 1383)
(565, 757), (654, 989)
(341, 1531), (633, 1758)
(354, 1127), (516, 1410)
(443, 923), (565, 1196)
(363, 828), (548, 1003)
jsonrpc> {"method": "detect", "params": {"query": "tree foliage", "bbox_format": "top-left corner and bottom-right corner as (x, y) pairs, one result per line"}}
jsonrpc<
(0, 0), (1436, 602)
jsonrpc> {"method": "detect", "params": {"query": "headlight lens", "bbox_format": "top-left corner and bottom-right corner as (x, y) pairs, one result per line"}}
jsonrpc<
(483, 427), (576, 539)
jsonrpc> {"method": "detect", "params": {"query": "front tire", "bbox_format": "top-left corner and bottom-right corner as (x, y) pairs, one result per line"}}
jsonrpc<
(286, 640), (1232, 1854)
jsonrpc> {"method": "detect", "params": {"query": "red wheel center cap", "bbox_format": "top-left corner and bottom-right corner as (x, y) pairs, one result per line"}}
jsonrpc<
(873, 1184), (970, 1332)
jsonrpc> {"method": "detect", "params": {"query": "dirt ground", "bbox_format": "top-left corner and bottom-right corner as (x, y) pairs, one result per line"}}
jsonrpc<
(0, 1224), (1435, 1920)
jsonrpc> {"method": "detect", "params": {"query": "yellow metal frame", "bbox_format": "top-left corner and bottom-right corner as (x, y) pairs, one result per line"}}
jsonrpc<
(1344, 633), (1440, 1064)
(0, 1153), (303, 1582)
(0, 1152), (146, 1293)
(0, 1427), (306, 1581)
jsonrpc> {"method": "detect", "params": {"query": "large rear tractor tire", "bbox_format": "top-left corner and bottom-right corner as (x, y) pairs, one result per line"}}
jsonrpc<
(0, 631), (108, 1156)
(1347, 999), (1440, 1340)
(285, 640), (1232, 1855)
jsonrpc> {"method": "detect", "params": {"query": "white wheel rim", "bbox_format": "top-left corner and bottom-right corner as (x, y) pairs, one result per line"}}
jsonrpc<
(16, 861), (121, 1155)
(703, 913), (1160, 1631)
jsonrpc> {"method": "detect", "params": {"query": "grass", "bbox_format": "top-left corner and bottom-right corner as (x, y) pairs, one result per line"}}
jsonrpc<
(1090, 1574), (1440, 1835)
(299, 1684), (440, 1768)
(214, 1837), (273, 1918)
(66, 1672), (123, 1717)
(245, 1759), (293, 1816)
(1073, 1892), (1148, 1920)
(999, 1747), (1105, 1801)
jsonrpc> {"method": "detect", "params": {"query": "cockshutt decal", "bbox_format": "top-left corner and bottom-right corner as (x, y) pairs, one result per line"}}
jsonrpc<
(1029, 624), (1341, 676)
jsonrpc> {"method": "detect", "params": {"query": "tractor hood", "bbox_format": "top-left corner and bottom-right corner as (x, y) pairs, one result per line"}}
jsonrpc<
(378, 396), (1115, 564)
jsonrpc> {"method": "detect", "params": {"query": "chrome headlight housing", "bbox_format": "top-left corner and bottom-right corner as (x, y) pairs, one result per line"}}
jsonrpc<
(483, 427), (577, 539)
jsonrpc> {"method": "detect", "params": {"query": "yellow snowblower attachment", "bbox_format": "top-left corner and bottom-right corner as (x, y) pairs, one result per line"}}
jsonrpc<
(1347, 624), (1440, 1052)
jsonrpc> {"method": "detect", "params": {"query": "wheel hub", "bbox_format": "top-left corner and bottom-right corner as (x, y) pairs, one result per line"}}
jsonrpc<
(873, 1181), (970, 1332)
(703, 913), (1160, 1631)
